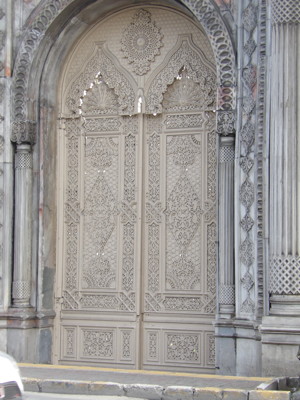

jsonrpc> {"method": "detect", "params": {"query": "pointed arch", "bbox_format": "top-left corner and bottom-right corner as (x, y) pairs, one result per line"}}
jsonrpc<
(11, 0), (236, 143)
(145, 34), (216, 114)
(64, 43), (137, 116)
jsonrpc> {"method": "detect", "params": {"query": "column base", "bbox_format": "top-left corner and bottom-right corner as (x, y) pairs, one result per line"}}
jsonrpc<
(0, 308), (55, 363)
(261, 316), (300, 376)
(269, 294), (300, 315)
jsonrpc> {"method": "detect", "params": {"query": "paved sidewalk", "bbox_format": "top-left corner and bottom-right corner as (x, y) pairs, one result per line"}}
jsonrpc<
(19, 364), (285, 400)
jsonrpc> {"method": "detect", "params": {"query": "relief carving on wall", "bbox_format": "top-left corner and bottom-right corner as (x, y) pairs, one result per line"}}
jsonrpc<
(66, 44), (136, 116)
(238, 0), (261, 315)
(146, 35), (216, 115)
(121, 9), (163, 75)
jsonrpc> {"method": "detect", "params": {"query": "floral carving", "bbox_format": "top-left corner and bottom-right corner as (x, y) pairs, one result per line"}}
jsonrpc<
(146, 35), (216, 115)
(164, 114), (205, 130)
(81, 79), (119, 115)
(162, 69), (215, 112)
(166, 256), (200, 290)
(66, 44), (135, 115)
(121, 9), (163, 75)
(83, 330), (114, 358)
(216, 111), (235, 136)
(165, 172), (202, 250)
(83, 256), (115, 289)
(167, 334), (199, 362)
(240, 238), (254, 268)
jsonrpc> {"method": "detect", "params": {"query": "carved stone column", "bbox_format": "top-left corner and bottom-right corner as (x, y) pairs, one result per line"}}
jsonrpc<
(268, 0), (300, 314)
(218, 136), (235, 317)
(11, 121), (35, 307)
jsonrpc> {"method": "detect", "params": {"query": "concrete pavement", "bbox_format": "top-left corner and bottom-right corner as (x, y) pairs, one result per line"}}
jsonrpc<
(19, 364), (290, 400)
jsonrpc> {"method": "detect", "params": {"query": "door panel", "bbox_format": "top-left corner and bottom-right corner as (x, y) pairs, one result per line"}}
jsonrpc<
(58, 113), (141, 368)
(55, 5), (217, 372)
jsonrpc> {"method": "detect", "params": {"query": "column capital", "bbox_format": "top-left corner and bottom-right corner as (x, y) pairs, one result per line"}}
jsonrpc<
(219, 136), (235, 164)
(11, 120), (36, 145)
(271, 0), (300, 25)
(216, 111), (236, 136)
(15, 143), (33, 169)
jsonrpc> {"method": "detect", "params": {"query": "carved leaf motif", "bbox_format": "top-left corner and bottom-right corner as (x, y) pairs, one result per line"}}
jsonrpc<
(240, 178), (254, 208)
(216, 111), (235, 135)
(66, 45), (135, 115)
(163, 69), (213, 112)
(240, 237), (254, 267)
(240, 214), (254, 232)
(146, 35), (216, 114)
(239, 156), (254, 174)
(81, 80), (119, 115)
(121, 9), (163, 75)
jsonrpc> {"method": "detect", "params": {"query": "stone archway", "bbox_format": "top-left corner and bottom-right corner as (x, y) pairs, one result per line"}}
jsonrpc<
(9, 0), (236, 366)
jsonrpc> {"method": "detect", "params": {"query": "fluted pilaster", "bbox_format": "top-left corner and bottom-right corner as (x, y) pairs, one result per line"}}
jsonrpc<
(12, 143), (33, 307)
(269, 0), (300, 313)
(218, 136), (235, 317)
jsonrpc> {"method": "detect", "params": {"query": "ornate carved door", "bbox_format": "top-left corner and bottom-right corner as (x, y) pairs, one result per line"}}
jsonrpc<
(55, 6), (217, 372)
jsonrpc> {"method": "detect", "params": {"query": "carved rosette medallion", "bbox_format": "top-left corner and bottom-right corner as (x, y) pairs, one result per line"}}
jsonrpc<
(121, 9), (163, 75)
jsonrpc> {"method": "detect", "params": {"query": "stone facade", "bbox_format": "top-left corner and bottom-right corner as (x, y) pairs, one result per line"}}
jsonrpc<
(0, 0), (299, 376)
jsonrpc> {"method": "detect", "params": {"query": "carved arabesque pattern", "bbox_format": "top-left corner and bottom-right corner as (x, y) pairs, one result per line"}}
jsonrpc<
(83, 137), (119, 289)
(81, 78), (119, 115)
(147, 223), (160, 293)
(238, 0), (258, 316)
(165, 134), (203, 291)
(83, 117), (121, 133)
(164, 114), (205, 130)
(122, 331), (132, 359)
(167, 334), (199, 362)
(181, 0), (236, 105)
(207, 222), (217, 301)
(124, 133), (137, 203)
(146, 35), (216, 115)
(162, 69), (215, 113)
(80, 293), (135, 311)
(64, 119), (81, 295)
(121, 9), (163, 75)
(54, 3), (221, 368)
(82, 329), (114, 358)
(66, 44), (135, 115)
(122, 223), (135, 292)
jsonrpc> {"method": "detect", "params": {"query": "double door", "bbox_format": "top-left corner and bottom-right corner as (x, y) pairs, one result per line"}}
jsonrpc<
(55, 6), (217, 372)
